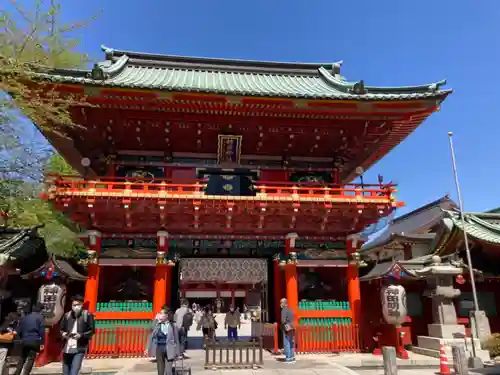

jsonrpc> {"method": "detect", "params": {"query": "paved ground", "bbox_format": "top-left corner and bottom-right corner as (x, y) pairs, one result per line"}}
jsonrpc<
(115, 350), (442, 375)
(31, 349), (500, 375)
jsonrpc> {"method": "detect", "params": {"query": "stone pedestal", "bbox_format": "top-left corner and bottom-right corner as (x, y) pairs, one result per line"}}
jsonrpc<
(411, 256), (490, 362)
(414, 336), (488, 361)
(428, 324), (465, 338)
(470, 310), (491, 342)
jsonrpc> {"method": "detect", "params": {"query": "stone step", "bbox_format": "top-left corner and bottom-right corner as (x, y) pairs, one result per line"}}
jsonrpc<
(411, 346), (441, 359)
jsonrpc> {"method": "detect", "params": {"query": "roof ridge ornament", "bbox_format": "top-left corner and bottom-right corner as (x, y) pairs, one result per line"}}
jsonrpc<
(332, 60), (343, 77)
(428, 79), (447, 92)
(350, 80), (367, 95)
(89, 55), (129, 81)
(90, 64), (107, 80)
(101, 45), (115, 59)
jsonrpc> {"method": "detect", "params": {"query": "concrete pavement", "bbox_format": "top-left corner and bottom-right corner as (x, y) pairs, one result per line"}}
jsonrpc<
(112, 349), (443, 375)
(32, 348), (500, 375)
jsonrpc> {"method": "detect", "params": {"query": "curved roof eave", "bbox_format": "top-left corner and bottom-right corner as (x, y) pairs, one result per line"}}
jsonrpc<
(36, 45), (452, 101)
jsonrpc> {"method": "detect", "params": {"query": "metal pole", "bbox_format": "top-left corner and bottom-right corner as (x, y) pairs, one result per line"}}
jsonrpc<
(447, 132), (479, 357)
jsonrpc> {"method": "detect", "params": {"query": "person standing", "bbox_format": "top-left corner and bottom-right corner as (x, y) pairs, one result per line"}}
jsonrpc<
(14, 303), (45, 375)
(224, 306), (240, 341)
(280, 298), (296, 363)
(146, 309), (180, 375)
(197, 307), (215, 347)
(174, 299), (193, 358)
(60, 295), (95, 375)
(147, 305), (169, 359)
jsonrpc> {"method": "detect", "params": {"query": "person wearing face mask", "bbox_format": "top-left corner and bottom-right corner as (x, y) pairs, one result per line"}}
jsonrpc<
(146, 306), (169, 358)
(146, 308), (180, 375)
(224, 306), (241, 342)
(60, 295), (95, 375)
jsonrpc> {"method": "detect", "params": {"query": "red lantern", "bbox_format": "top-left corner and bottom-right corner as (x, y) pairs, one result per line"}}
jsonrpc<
(456, 274), (465, 285)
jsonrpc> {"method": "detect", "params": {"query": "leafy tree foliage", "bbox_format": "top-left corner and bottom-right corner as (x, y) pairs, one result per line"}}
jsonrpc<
(2, 153), (86, 257)
(44, 152), (78, 176)
(1, 0), (100, 135)
(0, 0), (99, 257)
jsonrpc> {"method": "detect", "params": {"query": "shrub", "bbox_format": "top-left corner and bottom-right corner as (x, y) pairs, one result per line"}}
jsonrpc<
(482, 333), (500, 357)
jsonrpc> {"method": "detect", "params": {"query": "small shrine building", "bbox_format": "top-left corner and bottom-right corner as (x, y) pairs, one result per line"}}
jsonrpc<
(360, 197), (500, 351)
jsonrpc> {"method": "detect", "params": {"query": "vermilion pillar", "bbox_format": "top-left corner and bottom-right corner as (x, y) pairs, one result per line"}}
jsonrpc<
(84, 230), (101, 313)
(153, 231), (170, 313)
(273, 256), (281, 323)
(284, 233), (299, 325)
(346, 234), (362, 328)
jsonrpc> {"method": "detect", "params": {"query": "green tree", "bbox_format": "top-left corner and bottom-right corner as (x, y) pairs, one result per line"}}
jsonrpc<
(1, 0), (100, 135)
(0, 0), (99, 256)
(44, 152), (78, 176)
(2, 154), (86, 257)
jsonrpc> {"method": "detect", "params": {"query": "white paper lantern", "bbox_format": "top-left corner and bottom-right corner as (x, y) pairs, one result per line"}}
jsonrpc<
(381, 284), (407, 326)
(38, 283), (67, 326)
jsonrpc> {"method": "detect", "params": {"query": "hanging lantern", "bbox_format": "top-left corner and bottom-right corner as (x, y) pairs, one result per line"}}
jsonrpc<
(381, 284), (407, 327)
(37, 283), (67, 326)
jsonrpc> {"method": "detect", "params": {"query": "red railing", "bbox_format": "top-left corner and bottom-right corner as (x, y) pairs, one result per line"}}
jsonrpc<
(85, 323), (359, 358)
(44, 174), (396, 201)
(296, 324), (361, 354)
(87, 326), (150, 358)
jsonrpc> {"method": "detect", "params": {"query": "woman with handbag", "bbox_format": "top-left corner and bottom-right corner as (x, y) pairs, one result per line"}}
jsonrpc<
(0, 312), (20, 375)
(280, 298), (296, 363)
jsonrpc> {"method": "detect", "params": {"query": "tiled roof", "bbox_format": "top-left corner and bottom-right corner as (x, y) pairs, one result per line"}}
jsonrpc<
(361, 195), (456, 253)
(22, 254), (87, 281)
(38, 45), (452, 101)
(359, 253), (458, 282)
(359, 260), (420, 281)
(0, 226), (45, 262)
(361, 233), (436, 253)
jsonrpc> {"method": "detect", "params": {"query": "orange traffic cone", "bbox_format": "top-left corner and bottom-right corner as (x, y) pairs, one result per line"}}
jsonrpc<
(438, 344), (451, 375)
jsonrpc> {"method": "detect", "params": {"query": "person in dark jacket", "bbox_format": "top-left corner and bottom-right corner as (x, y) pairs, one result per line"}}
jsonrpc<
(60, 295), (95, 375)
(0, 311), (20, 375)
(14, 303), (45, 375)
(280, 298), (296, 363)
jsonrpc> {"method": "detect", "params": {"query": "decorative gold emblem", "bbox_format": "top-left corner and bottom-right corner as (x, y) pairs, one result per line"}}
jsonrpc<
(287, 252), (298, 265)
(126, 169), (155, 183)
(156, 251), (166, 265)
(223, 184), (234, 192)
(87, 250), (98, 264)
(348, 251), (362, 265)
(221, 175), (235, 181)
(217, 135), (243, 164)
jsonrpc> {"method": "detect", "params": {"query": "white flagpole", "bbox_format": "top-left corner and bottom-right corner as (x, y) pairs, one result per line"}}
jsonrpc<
(447, 131), (480, 360)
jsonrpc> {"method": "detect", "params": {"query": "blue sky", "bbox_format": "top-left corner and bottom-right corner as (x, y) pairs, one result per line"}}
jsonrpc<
(16, 0), (500, 215)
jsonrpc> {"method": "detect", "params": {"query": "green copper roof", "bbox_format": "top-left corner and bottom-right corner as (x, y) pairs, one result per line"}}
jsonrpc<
(431, 210), (500, 255)
(39, 45), (452, 101)
(446, 210), (500, 245)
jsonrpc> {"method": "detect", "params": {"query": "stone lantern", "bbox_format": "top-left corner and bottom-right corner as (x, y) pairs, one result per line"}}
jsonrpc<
(413, 256), (489, 361)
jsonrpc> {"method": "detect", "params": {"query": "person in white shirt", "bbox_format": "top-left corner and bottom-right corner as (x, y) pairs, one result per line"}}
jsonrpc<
(60, 296), (94, 375)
